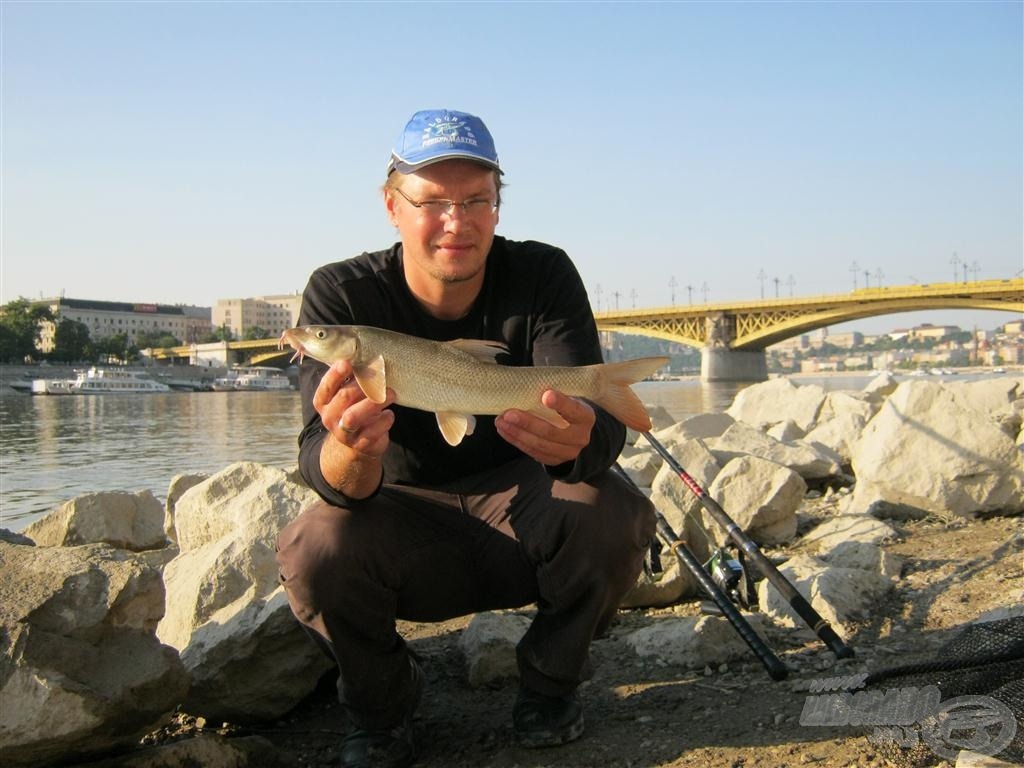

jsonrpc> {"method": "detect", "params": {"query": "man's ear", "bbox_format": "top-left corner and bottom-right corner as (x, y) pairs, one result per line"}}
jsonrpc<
(384, 189), (399, 227)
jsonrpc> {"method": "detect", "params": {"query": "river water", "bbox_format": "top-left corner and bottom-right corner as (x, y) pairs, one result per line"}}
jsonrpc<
(0, 372), (979, 532)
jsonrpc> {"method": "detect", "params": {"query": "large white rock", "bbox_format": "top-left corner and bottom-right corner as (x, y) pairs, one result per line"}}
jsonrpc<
(649, 438), (722, 566)
(624, 614), (766, 669)
(851, 381), (1024, 517)
(705, 455), (806, 546)
(802, 412), (868, 466)
(617, 446), (661, 488)
(944, 377), (1022, 438)
(726, 378), (827, 432)
(156, 462), (331, 721)
(651, 412), (736, 445)
(0, 541), (188, 767)
(22, 490), (167, 551)
(757, 553), (892, 633)
(801, 515), (898, 552)
(710, 422), (842, 480)
(459, 611), (531, 688)
(164, 472), (209, 547)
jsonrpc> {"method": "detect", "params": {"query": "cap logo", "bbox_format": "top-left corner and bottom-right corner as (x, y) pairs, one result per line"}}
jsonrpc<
(422, 115), (480, 150)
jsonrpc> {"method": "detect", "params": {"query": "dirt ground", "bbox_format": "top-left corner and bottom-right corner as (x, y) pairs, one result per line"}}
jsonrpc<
(188, 510), (1021, 768)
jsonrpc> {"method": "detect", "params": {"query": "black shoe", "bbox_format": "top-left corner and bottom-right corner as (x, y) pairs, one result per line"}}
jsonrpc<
(512, 687), (585, 748)
(340, 658), (423, 768)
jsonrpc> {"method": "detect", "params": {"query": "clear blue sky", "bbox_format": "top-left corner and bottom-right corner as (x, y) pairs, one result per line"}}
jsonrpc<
(3, 1), (1021, 336)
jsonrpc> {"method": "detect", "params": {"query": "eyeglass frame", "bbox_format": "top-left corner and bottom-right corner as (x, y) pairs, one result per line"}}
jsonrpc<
(392, 186), (499, 217)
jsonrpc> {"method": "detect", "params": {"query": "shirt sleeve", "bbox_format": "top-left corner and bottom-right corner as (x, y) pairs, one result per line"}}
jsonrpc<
(293, 267), (378, 507)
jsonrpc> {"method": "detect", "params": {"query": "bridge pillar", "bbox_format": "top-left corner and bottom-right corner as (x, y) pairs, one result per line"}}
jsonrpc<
(701, 347), (768, 382)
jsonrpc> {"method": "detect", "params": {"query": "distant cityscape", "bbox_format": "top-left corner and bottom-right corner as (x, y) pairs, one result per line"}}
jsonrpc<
(7, 293), (1023, 373)
(601, 321), (1022, 375)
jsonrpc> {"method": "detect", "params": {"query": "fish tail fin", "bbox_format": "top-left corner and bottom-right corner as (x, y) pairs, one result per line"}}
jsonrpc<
(594, 356), (669, 432)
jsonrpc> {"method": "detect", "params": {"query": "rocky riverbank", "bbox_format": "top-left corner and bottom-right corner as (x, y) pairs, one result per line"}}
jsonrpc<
(1, 373), (1021, 768)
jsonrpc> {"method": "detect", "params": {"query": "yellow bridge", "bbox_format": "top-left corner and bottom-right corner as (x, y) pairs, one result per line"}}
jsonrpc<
(151, 278), (1022, 380)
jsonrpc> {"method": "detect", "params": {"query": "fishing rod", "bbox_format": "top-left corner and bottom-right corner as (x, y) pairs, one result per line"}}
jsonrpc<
(641, 431), (856, 661)
(613, 466), (789, 680)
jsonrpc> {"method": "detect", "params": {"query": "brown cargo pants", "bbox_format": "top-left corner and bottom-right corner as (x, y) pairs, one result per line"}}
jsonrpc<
(276, 456), (656, 728)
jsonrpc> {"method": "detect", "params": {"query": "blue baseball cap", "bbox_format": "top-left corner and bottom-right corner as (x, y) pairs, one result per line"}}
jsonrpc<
(387, 109), (502, 176)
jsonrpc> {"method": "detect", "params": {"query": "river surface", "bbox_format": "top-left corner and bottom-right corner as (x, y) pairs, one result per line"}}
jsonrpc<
(0, 372), (1004, 532)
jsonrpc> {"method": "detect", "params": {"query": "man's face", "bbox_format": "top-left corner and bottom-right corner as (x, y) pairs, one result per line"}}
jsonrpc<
(385, 160), (499, 289)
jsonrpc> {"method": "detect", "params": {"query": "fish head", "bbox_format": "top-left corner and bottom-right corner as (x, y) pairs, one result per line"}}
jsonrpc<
(279, 325), (361, 365)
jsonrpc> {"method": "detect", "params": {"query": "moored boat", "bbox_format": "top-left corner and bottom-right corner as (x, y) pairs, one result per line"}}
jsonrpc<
(30, 378), (76, 395)
(232, 366), (294, 391)
(68, 367), (171, 394)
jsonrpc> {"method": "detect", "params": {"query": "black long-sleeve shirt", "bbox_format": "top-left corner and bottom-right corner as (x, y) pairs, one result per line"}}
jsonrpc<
(296, 236), (626, 506)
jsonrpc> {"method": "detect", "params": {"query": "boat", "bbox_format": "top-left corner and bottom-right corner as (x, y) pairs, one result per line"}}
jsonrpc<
(213, 366), (293, 391)
(211, 372), (240, 391)
(233, 366), (294, 391)
(68, 367), (171, 394)
(30, 378), (76, 395)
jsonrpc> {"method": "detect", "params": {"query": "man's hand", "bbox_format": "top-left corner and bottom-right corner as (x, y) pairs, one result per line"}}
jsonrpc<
(495, 389), (595, 467)
(314, 360), (395, 498)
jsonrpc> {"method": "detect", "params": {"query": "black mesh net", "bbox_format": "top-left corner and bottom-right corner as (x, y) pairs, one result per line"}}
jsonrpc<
(860, 616), (1024, 766)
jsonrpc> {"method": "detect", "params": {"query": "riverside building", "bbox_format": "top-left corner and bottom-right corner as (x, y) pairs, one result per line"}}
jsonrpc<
(212, 294), (302, 340)
(32, 297), (212, 353)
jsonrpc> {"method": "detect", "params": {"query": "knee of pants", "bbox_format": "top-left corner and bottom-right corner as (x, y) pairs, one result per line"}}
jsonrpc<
(275, 502), (367, 611)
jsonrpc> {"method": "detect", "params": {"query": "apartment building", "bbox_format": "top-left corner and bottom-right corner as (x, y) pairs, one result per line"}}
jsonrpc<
(212, 294), (302, 339)
(33, 297), (212, 352)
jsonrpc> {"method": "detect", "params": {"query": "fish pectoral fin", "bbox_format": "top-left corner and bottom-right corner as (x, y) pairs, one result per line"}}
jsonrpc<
(436, 412), (475, 446)
(353, 355), (387, 403)
(446, 339), (508, 364)
(530, 406), (570, 429)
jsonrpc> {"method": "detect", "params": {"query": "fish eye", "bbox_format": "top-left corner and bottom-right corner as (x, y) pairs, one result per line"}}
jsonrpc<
(315, 329), (326, 339)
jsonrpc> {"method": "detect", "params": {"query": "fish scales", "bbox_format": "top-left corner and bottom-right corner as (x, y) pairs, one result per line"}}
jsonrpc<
(279, 324), (668, 445)
(365, 330), (604, 415)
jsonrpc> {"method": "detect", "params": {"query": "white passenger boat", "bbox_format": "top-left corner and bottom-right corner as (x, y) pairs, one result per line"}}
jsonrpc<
(69, 367), (171, 394)
(232, 366), (294, 391)
(30, 378), (76, 395)
(211, 366), (293, 391)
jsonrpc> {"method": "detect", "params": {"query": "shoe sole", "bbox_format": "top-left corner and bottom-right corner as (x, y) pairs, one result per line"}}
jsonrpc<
(514, 715), (585, 749)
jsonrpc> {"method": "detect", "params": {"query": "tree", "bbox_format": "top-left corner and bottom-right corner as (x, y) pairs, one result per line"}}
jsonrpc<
(136, 329), (181, 349)
(51, 318), (92, 362)
(199, 326), (234, 343)
(243, 326), (271, 341)
(0, 298), (53, 362)
(95, 333), (137, 364)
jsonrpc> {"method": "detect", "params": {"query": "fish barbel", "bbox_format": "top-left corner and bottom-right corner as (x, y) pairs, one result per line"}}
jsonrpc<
(279, 324), (668, 447)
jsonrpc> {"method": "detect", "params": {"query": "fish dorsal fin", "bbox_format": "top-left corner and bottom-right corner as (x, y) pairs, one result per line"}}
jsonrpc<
(436, 411), (476, 446)
(353, 354), (387, 404)
(446, 339), (508, 364)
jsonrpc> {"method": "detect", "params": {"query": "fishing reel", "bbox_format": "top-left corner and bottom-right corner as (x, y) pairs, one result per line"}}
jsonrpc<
(705, 547), (758, 611)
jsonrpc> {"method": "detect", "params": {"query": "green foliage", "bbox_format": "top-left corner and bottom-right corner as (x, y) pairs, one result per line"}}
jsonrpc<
(50, 318), (93, 362)
(243, 326), (271, 341)
(200, 326), (234, 343)
(0, 298), (53, 362)
(135, 329), (181, 349)
(95, 333), (138, 364)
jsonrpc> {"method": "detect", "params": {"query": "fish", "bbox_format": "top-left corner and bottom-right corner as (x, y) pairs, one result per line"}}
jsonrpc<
(279, 324), (668, 447)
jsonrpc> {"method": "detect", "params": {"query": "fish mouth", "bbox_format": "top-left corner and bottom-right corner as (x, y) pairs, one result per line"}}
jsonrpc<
(278, 330), (306, 363)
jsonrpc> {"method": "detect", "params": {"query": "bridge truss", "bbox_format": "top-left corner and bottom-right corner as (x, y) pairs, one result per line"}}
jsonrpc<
(595, 278), (1023, 350)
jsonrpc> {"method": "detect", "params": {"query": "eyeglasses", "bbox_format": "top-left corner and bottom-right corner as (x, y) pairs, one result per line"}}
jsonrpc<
(393, 187), (498, 217)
